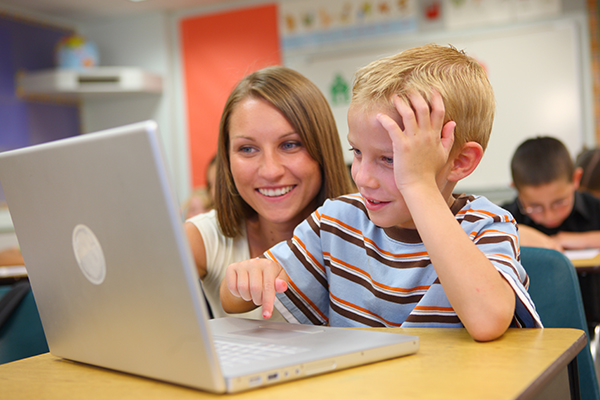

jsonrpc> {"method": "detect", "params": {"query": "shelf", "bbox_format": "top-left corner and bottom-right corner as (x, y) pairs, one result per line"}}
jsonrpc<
(17, 67), (163, 99)
(0, 208), (14, 234)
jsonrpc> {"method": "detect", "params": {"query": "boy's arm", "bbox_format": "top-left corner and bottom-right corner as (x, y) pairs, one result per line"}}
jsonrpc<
(552, 230), (600, 250)
(517, 224), (564, 251)
(220, 258), (289, 318)
(378, 92), (515, 342)
(401, 186), (516, 342)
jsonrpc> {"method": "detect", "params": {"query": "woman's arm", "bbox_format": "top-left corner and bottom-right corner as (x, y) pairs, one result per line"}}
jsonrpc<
(220, 258), (289, 318)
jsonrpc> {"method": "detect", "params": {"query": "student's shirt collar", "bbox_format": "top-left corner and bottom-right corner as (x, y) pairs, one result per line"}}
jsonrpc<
(383, 193), (468, 243)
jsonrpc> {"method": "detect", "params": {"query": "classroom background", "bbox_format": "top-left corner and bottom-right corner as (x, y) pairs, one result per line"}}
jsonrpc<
(0, 0), (598, 236)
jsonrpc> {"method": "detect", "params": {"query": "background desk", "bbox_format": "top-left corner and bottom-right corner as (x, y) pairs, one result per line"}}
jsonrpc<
(570, 253), (600, 272)
(0, 328), (585, 400)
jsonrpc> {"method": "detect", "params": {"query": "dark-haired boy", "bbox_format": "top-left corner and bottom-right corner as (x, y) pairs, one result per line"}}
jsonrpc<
(502, 136), (600, 251)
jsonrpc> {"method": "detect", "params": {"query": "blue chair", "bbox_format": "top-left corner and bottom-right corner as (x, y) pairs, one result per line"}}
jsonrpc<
(0, 280), (48, 364)
(521, 246), (600, 400)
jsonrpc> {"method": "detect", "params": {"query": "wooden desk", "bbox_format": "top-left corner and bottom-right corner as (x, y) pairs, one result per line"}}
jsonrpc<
(0, 328), (585, 400)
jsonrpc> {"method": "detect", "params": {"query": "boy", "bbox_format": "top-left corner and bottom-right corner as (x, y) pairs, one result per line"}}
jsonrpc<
(221, 44), (542, 342)
(502, 136), (600, 251)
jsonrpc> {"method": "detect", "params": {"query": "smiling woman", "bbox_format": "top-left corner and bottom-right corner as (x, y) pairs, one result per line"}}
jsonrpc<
(184, 66), (354, 320)
(228, 97), (323, 234)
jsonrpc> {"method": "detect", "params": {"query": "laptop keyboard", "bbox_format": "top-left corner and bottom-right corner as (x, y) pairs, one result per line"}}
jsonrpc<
(214, 339), (308, 367)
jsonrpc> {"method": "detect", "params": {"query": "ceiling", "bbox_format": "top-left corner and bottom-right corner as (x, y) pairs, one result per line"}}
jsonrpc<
(0, 0), (236, 22)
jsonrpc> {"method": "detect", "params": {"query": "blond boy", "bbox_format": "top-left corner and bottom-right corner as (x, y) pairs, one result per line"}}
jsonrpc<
(221, 44), (541, 342)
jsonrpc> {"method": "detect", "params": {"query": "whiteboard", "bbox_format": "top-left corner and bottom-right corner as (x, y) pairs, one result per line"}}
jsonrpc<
(285, 17), (592, 193)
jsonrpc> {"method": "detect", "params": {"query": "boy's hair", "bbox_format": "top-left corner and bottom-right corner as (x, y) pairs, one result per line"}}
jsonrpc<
(351, 44), (495, 153)
(576, 148), (600, 193)
(215, 66), (354, 238)
(510, 136), (574, 189)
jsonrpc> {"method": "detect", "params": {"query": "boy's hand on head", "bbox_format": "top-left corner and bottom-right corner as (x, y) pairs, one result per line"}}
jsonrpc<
(377, 91), (456, 192)
(225, 258), (289, 318)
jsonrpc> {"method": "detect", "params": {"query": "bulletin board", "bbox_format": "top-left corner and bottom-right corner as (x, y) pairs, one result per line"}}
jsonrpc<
(285, 17), (592, 193)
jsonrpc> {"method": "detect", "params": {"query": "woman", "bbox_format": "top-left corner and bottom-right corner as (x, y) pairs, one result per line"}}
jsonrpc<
(185, 66), (353, 319)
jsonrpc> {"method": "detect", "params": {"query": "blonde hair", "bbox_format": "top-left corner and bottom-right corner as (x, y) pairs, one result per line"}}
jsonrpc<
(351, 44), (495, 152)
(215, 66), (354, 238)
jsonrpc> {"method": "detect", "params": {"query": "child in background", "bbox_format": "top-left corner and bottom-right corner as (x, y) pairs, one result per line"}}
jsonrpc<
(576, 148), (600, 199)
(222, 44), (541, 342)
(501, 137), (600, 251)
(182, 155), (217, 220)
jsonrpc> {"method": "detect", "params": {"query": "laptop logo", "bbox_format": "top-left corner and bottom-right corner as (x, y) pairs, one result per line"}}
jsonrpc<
(72, 224), (107, 285)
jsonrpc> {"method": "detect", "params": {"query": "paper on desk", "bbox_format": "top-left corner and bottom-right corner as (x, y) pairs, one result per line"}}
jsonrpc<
(564, 248), (600, 260)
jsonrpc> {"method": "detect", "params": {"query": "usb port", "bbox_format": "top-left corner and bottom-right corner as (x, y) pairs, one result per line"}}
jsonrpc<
(267, 372), (279, 381)
(248, 376), (262, 386)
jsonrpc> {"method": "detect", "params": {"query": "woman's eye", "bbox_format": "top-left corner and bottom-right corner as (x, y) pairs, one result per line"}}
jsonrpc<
(239, 146), (256, 154)
(349, 147), (361, 156)
(282, 141), (301, 150)
(383, 157), (393, 164)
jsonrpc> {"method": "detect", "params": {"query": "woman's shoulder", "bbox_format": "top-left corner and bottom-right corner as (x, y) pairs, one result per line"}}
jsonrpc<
(187, 209), (247, 247)
(186, 208), (218, 226)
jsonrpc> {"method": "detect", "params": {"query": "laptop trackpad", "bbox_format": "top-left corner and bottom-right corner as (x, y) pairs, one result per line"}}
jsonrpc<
(232, 325), (324, 340)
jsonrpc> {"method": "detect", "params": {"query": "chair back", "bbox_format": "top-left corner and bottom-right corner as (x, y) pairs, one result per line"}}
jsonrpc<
(521, 246), (600, 400)
(0, 280), (48, 364)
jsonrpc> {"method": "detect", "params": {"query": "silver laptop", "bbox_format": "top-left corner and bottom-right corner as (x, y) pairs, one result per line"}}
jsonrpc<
(0, 120), (418, 393)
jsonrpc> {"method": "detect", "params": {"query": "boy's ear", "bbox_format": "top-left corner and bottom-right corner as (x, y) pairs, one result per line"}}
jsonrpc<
(573, 166), (583, 189)
(447, 142), (484, 182)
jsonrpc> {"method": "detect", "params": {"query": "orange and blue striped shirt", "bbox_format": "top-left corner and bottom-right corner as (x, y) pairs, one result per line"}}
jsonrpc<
(270, 193), (542, 328)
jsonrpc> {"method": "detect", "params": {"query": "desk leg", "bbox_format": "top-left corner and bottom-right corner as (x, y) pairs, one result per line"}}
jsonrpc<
(568, 357), (581, 400)
(533, 361), (578, 400)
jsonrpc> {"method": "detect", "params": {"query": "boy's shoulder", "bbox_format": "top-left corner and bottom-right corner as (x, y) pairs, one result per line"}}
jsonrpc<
(453, 193), (516, 223)
(320, 193), (511, 222)
(573, 190), (600, 223)
(320, 193), (361, 206)
(319, 193), (368, 217)
(577, 190), (600, 210)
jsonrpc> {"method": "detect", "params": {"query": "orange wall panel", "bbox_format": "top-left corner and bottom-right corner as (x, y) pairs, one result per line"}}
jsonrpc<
(181, 4), (281, 188)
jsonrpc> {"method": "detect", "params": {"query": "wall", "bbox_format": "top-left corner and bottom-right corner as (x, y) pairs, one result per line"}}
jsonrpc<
(0, 0), (594, 208)
(280, 0), (594, 202)
(168, 0), (594, 202)
(180, 3), (280, 189)
(286, 15), (593, 200)
(0, 12), (79, 206)
(76, 12), (185, 200)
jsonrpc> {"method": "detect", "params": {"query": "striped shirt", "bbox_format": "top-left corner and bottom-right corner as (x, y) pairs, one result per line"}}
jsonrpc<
(271, 193), (542, 329)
